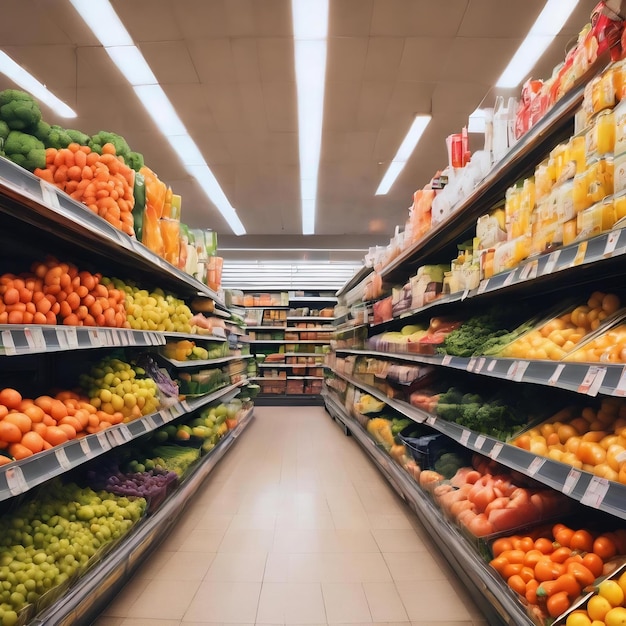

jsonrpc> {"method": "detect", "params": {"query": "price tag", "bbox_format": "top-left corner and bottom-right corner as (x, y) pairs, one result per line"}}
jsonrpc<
(79, 438), (91, 456)
(96, 431), (111, 451)
(519, 260), (538, 281)
(169, 404), (183, 418)
(5, 466), (27, 496)
(40, 179), (61, 209)
(460, 430), (470, 446)
(1, 330), (16, 356)
(122, 332), (132, 347)
(527, 457), (545, 476)
(512, 361), (529, 382)
(503, 271), (516, 287)
(542, 250), (561, 275)
(580, 476), (610, 508)
(107, 429), (125, 447)
(111, 331), (121, 346)
(30, 327), (45, 350)
(143, 415), (157, 430)
(442, 355), (452, 366)
(467, 357), (477, 372)
(507, 361), (518, 379)
(65, 327), (78, 349)
(578, 366), (607, 396)
(614, 366), (626, 397)
(604, 230), (621, 257)
(119, 424), (132, 441)
(461, 288), (470, 301)
(23, 328), (35, 350)
(56, 329), (69, 350)
(55, 446), (71, 470)
(489, 442), (503, 460)
(563, 468), (581, 495)
(426, 415), (436, 426)
(474, 435), (486, 450)
(549, 364), (566, 386)
(477, 280), (489, 295)
(89, 329), (102, 347)
(572, 241), (588, 267)
(487, 359), (497, 372)
(181, 400), (191, 413)
(475, 358), (486, 373)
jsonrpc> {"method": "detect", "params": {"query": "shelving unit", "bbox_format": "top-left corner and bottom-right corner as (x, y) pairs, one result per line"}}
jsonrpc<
(323, 54), (626, 626)
(0, 159), (254, 624)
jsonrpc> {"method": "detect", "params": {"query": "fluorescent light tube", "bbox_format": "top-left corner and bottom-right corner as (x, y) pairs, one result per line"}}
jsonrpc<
(375, 115), (431, 195)
(168, 135), (206, 166)
(105, 46), (157, 86)
(292, 0), (329, 236)
(0, 51), (76, 117)
(68, 0), (133, 47)
(497, 0), (579, 88)
(132, 85), (186, 136)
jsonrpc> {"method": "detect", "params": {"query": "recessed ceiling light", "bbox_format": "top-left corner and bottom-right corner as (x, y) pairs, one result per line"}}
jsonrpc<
(0, 51), (76, 118)
(497, 0), (579, 89)
(375, 115), (432, 195)
(292, 0), (329, 236)
(69, 0), (246, 236)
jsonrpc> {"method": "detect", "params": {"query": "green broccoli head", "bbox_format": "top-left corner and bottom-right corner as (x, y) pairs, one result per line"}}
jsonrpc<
(462, 393), (482, 405)
(89, 130), (131, 159)
(0, 89), (42, 132)
(45, 125), (73, 149)
(436, 403), (462, 423)
(0, 120), (9, 150)
(4, 130), (45, 171)
(438, 387), (464, 405)
(66, 129), (90, 146)
(32, 120), (51, 142)
(125, 150), (144, 172)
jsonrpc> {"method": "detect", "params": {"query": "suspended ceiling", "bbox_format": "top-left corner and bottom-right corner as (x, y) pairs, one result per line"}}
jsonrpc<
(0, 0), (598, 261)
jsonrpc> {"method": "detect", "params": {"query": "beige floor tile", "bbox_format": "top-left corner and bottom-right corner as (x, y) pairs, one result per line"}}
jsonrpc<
(194, 513), (234, 531)
(383, 551), (448, 581)
(119, 619), (182, 626)
(91, 618), (123, 626)
(205, 551), (268, 582)
(183, 581), (262, 623)
(275, 510), (336, 530)
(263, 552), (290, 582)
(256, 582), (326, 624)
(371, 529), (428, 553)
(362, 582), (409, 622)
(396, 580), (474, 622)
(101, 577), (151, 616)
(319, 553), (392, 583)
(130, 548), (177, 580)
(410, 623), (474, 626)
(126, 579), (202, 620)
(272, 529), (379, 554)
(229, 513), (277, 530)
(218, 528), (275, 553)
(330, 510), (371, 530)
(367, 514), (414, 530)
(175, 529), (226, 553)
(321, 582), (372, 623)
(150, 550), (215, 581)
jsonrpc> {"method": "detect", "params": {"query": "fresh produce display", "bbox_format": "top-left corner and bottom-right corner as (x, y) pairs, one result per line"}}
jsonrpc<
(565, 322), (626, 363)
(0, 386), (135, 463)
(0, 479), (145, 623)
(432, 455), (568, 538)
(109, 278), (193, 333)
(35, 143), (136, 237)
(78, 356), (160, 419)
(176, 367), (229, 396)
(566, 570), (626, 626)
(162, 339), (228, 362)
(368, 317), (462, 354)
(500, 292), (621, 361)
(148, 446), (200, 477)
(512, 397), (626, 483)
(490, 523), (626, 622)
(0, 257), (127, 327)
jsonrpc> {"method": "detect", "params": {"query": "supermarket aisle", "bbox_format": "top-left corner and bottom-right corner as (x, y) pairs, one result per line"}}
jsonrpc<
(94, 406), (488, 626)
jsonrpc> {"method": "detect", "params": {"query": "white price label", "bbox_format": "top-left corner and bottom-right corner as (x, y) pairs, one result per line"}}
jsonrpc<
(1, 330), (16, 356)
(40, 179), (61, 209)
(614, 366), (626, 397)
(30, 327), (45, 350)
(604, 230), (621, 257)
(119, 424), (132, 441)
(512, 361), (529, 382)
(563, 468), (581, 495)
(426, 415), (436, 426)
(474, 435), (486, 450)
(96, 431), (111, 451)
(527, 457), (545, 476)
(503, 271), (516, 287)
(107, 429), (125, 447)
(549, 364), (566, 386)
(580, 476), (610, 508)
(572, 241), (588, 267)
(143, 415), (157, 430)
(461, 288), (470, 301)
(442, 355), (452, 366)
(5, 466), (27, 496)
(467, 357), (477, 372)
(23, 328), (35, 350)
(79, 438), (91, 456)
(169, 404), (183, 418)
(578, 366), (607, 396)
(121, 332), (131, 346)
(507, 361), (518, 379)
(111, 331), (121, 346)
(489, 442), (503, 460)
(181, 400), (191, 413)
(56, 329), (69, 350)
(519, 260), (538, 281)
(460, 430), (470, 446)
(475, 358), (486, 373)
(65, 327), (78, 349)
(487, 359), (497, 372)
(89, 330), (102, 347)
(543, 250), (561, 275)
(477, 280), (489, 295)
(159, 410), (171, 423)
(55, 447), (71, 470)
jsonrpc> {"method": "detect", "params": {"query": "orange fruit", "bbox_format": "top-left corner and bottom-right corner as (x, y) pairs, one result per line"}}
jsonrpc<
(20, 431), (44, 454)
(4, 413), (31, 434)
(0, 421), (22, 443)
(0, 388), (22, 410)
(8, 443), (33, 460)
(43, 426), (68, 447)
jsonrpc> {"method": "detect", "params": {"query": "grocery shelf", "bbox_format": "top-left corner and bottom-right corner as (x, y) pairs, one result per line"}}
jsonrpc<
(0, 382), (244, 502)
(253, 394), (323, 406)
(322, 391), (529, 626)
(30, 407), (254, 626)
(0, 156), (227, 309)
(248, 339), (332, 344)
(253, 375), (324, 380)
(257, 363), (323, 368)
(285, 326), (333, 332)
(287, 316), (336, 322)
(162, 331), (230, 342)
(289, 296), (337, 303)
(331, 371), (626, 519)
(335, 265), (373, 298)
(378, 64), (597, 281)
(159, 354), (254, 368)
(246, 325), (287, 330)
(0, 325), (166, 356)
(335, 348), (626, 398)
(282, 352), (326, 357)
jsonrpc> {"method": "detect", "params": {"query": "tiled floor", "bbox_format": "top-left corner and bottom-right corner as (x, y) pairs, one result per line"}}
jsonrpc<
(92, 406), (489, 626)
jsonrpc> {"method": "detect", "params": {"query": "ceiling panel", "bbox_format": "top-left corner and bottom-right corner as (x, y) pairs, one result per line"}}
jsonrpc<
(0, 0), (603, 256)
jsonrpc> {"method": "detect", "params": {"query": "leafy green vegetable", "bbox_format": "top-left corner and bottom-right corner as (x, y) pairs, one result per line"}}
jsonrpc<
(89, 130), (131, 160)
(0, 89), (42, 132)
(66, 128), (90, 146)
(126, 150), (144, 172)
(4, 130), (45, 171)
